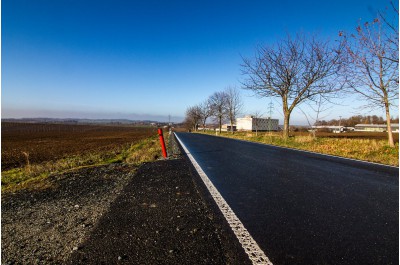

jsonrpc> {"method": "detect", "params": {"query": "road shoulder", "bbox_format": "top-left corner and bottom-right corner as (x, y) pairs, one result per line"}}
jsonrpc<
(68, 158), (251, 264)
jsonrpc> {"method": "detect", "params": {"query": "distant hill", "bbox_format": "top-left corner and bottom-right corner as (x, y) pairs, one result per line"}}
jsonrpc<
(1, 118), (173, 126)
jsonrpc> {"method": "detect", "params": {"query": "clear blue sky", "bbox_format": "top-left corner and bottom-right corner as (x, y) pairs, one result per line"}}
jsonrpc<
(2, 0), (396, 123)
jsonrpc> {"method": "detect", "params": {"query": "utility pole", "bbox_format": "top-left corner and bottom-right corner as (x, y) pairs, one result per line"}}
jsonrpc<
(268, 102), (274, 132)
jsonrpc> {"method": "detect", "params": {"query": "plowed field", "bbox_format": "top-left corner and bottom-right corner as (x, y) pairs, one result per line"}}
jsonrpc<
(2, 122), (157, 171)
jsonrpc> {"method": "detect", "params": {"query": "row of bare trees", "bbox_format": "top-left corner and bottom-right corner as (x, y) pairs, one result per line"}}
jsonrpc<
(184, 87), (243, 133)
(241, 2), (398, 147)
(316, 115), (399, 127)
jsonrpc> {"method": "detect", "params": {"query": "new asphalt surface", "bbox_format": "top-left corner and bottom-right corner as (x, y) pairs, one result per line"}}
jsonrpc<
(175, 132), (399, 265)
(67, 158), (250, 265)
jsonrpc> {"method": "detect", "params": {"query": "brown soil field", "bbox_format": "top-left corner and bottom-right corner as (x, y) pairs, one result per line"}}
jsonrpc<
(1, 122), (158, 171)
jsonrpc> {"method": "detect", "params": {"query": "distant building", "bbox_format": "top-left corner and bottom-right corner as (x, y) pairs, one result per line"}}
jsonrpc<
(310, 125), (346, 133)
(221, 124), (237, 132)
(354, 124), (399, 133)
(236, 115), (279, 131)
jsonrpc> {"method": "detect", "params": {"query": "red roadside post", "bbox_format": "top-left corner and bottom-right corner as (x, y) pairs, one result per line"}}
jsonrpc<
(158, 128), (168, 158)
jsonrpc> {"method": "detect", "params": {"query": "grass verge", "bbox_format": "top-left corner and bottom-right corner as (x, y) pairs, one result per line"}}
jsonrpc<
(2, 135), (165, 193)
(198, 131), (399, 166)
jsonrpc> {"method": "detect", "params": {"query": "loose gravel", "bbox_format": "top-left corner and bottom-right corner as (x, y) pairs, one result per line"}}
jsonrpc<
(2, 164), (135, 264)
(2, 134), (250, 264)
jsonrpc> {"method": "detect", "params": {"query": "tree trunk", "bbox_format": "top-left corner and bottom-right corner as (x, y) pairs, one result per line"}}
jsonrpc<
(311, 129), (316, 139)
(282, 96), (291, 139)
(384, 101), (395, 147)
(378, 54), (395, 148)
(283, 113), (290, 139)
(230, 119), (234, 134)
(282, 99), (291, 139)
(219, 117), (222, 133)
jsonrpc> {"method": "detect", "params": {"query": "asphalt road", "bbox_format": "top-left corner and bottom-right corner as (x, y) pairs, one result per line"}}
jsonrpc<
(175, 132), (399, 265)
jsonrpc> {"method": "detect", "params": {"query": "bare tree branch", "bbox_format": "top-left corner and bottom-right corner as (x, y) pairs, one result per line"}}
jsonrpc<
(241, 33), (344, 138)
(184, 105), (202, 131)
(209, 91), (229, 133)
(199, 99), (213, 131)
(340, 12), (399, 147)
(224, 86), (243, 134)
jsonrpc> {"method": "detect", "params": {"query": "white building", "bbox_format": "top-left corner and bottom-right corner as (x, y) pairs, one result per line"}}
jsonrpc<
(310, 125), (346, 133)
(221, 124), (236, 132)
(354, 124), (399, 133)
(236, 115), (279, 131)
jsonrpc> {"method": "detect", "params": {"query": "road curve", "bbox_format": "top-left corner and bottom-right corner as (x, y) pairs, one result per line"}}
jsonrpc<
(175, 132), (399, 265)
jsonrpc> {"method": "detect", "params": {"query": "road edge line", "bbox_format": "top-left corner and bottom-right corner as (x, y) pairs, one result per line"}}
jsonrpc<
(174, 133), (273, 265)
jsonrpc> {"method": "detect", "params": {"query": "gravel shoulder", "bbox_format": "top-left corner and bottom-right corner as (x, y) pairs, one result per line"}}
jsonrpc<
(2, 163), (135, 264)
(2, 135), (250, 264)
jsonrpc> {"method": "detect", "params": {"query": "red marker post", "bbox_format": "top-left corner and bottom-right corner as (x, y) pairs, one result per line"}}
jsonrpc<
(158, 128), (168, 158)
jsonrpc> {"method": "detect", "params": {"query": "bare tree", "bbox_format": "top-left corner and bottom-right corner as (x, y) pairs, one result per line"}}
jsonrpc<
(209, 91), (228, 133)
(184, 105), (202, 131)
(252, 110), (264, 136)
(199, 99), (213, 131)
(224, 86), (243, 134)
(378, 1), (399, 63)
(340, 14), (399, 147)
(241, 33), (344, 139)
(299, 95), (333, 138)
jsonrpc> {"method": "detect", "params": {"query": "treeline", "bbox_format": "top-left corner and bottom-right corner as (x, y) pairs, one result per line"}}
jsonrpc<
(184, 87), (242, 133)
(316, 115), (400, 127)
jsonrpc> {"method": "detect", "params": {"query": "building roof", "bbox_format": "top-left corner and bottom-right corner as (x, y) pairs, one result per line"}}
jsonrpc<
(237, 116), (278, 120)
(355, 124), (399, 128)
(311, 125), (344, 129)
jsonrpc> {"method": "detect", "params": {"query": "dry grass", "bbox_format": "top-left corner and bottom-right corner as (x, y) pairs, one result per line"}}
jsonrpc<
(125, 136), (163, 165)
(293, 135), (315, 143)
(198, 131), (399, 166)
(2, 134), (166, 193)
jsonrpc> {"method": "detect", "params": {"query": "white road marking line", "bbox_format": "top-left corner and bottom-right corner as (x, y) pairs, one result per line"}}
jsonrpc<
(175, 133), (273, 265)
